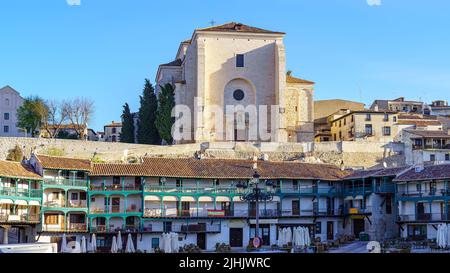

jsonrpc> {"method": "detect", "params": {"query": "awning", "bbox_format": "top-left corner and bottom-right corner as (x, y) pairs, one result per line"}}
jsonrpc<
(28, 200), (41, 206)
(0, 199), (13, 205)
(180, 196), (196, 202)
(344, 196), (353, 201)
(232, 196), (245, 202)
(162, 196), (177, 202)
(271, 196), (281, 202)
(144, 196), (160, 202)
(14, 200), (28, 206)
(354, 195), (364, 200)
(215, 196), (231, 202)
(198, 196), (213, 202)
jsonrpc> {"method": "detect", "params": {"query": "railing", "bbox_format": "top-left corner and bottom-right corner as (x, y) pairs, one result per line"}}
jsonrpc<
(398, 213), (450, 222)
(43, 177), (88, 187)
(90, 184), (142, 192)
(397, 190), (445, 198)
(278, 186), (341, 195)
(89, 224), (140, 233)
(413, 144), (450, 150)
(343, 187), (373, 196)
(41, 224), (88, 232)
(143, 208), (341, 218)
(177, 224), (221, 233)
(0, 187), (42, 199)
(43, 200), (88, 209)
(143, 185), (237, 195)
(89, 206), (141, 214)
(374, 184), (395, 193)
(0, 213), (40, 223)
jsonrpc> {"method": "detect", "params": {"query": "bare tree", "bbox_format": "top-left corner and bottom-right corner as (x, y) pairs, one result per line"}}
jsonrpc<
(42, 100), (70, 138)
(65, 97), (95, 139)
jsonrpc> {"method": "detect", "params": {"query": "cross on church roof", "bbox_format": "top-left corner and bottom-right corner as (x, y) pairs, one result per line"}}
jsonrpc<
(209, 20), (216, 26)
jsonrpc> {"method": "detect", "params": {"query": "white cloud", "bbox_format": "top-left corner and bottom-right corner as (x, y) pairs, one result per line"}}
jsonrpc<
(367, 0), (382, 6)
(66, 0), (81, 6)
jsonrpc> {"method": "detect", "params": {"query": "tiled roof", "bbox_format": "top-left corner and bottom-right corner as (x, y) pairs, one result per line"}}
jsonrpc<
(197, 22), (285, 35)
(0, 161), (41, 180)
(104, 122), (122, 128)
(406, 130), (450, 138)
(286, 75), (315, 85)
(90, 157), (349, 180)
(397, 120), (442, 126)
(394, 164), (450, 182)
(35, 154), (91, 171)
(160, 59), (183, 67)
(344, 166), (410, 179)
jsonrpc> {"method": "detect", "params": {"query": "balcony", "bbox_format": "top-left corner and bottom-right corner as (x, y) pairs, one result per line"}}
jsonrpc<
(43, 178), (88, 188)
(413, 143), (450, 150)
(278, 186), (341, 195)
(0, 187), (42, 199)
(397, 189), (443, 198)
(0, 213), (40, 223)
(41, 223), (88, 233)
(374, 184), (395, 194)
(89, 205), (142, 215)
(398, 213), (450, 222)
(90, 184), (142, 192)
(343, 187), (373, 196)
(177, 223), (221, 233)
(89, 224), (140, 233)
(143, 185), (237, 195)
(43, 200), (88, 209)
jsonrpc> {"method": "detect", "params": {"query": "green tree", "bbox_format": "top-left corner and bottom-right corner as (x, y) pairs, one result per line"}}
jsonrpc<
(137, 79), (160, 144)
(17, 96), (48, 137)
(155, 83), (175, 144)
(120, 103), (135, 143)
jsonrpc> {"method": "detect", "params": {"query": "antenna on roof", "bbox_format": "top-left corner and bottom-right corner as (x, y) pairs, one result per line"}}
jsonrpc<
(209, 19), (216, 26)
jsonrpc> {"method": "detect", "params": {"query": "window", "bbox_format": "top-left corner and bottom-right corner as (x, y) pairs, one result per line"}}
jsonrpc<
(385, 196), (392, 214)
(3, 113), (9, 120)
(384, 114), (389, 121)
(339, 120), (341, 127)
(71, 192), (78, 200)
(236, 54), (244, 67)
(113, 176), (120, 185)
(292, 200), (300, 216)
(233, 89), (245, 101)
(112, 128), (117, 134)
(176, 179), (182, 188)
(3, 126), (9, 133)
(430, 154), (436, 162)
(163, 221), (172, 232)
(365, 114), (371, 121)
(151, 238), (159, 249)
(250, 224), (270, 246)
(365, 124), (373, 136)
(383, 126), (391, 136)
(393, 116), (397, 122)
(339, 131), (342, 140)
(5, 98), (9, 106)
(343, 118), (346, 126)
(351, 115), (354, 122)
(446, 154), (450, 161)
(315, 222), (322, 234)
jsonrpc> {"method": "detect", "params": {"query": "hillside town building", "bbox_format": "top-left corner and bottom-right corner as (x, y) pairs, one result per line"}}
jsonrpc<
(0, 152), (448, 252)
(0, 86), (26, 137)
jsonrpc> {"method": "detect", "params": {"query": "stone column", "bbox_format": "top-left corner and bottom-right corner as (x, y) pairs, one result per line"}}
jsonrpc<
(195, 38), (207, 142)
(274, 40), (287, 143)
(2, 226), (9, 244)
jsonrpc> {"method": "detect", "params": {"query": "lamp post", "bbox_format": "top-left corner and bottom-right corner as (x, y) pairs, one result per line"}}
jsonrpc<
(236, 162), (275, 248)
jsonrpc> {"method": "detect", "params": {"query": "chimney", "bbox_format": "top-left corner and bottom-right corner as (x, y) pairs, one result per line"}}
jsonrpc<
(374, 105), (379, 111)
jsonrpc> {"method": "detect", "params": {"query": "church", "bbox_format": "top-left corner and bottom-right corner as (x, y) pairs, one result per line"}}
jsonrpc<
(156, 22), (315, 144)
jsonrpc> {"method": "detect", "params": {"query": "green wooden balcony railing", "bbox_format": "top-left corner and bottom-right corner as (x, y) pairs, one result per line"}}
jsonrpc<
(43, 178), (88, 188)
(0, 187), (42, 199)
(143, 185), (238, 195)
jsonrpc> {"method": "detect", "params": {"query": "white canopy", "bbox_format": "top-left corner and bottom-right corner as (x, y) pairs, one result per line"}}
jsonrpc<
(61, 234), (68, 253)
(28, 200), (40, 206)
(81, 236), (87, 253)
(90, 234), (97, 253)
(125, 233), (135, 253)
(0, 199), (13, 205)
(111, 236), (118, 253)
(117, 231), (123, 252)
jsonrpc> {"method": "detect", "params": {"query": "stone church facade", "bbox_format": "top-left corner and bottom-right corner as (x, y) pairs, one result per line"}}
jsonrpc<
(156, 22), (314, 144)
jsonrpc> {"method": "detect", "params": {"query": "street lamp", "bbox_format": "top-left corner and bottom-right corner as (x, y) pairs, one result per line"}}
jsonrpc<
(235, 162), (275, 249)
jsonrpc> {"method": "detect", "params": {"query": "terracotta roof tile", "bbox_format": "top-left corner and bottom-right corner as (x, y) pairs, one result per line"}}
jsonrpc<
(0, 161), (41, 180)
(286, 75), (315, 85)
(394, 164), (450, 182)
(90, 158), (349, 180)
(198, 22), (285, 35)
(344, 166), (410, 179)
(406, 130), (450, 138)
(35, 154), (91, 171)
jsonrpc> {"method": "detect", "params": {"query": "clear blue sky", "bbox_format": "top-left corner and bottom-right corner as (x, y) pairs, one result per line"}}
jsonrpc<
(1, 0), (449, 131)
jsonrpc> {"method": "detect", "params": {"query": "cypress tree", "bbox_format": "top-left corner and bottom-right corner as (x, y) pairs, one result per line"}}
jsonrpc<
(155, 83), (176, 145)
(120, 103), (135, 143)
(137, 79), (160, 144)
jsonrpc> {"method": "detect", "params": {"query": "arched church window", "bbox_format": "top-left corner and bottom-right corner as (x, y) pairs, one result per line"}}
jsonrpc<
(233, 89), (245, 101)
